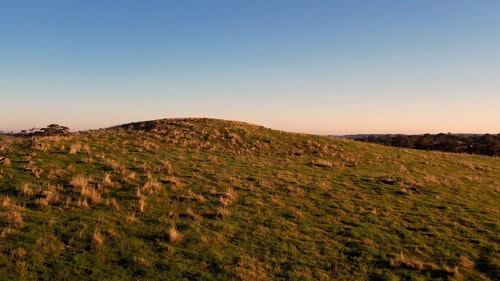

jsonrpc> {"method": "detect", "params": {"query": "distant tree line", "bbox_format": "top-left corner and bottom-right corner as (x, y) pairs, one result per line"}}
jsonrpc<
(17, 124), (71, 137)
(354, 133), (500, 157)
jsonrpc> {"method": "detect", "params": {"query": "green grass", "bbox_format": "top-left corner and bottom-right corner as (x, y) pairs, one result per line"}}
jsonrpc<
(0, 118), (499, 280)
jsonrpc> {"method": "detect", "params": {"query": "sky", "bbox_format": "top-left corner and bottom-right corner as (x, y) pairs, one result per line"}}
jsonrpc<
(1, 1), (499, 135)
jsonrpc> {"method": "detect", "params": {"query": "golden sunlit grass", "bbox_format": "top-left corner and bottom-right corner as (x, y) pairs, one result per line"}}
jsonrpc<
(137, 193), (146, 213)
(168, 225), (182, 243)
(102, 172), (113, 187)
(80, 185), (102, 204)
(390, 252), (426, 270)
(216, 206), (230, 218)
(104, 158), (126, 174)
(106, 198), (120, 211)
(69, 143), (82, 154)
(160, 160), (173, 175)
(38, 185), (61, 206)
(126, 212), (137, 223)
(187, 189), (206, 203)
(70, 174), (90, 189)
(17, 182), (34, 196)
(0, 118), (498, 280)
(92, 227), (104, 246)
(0, 197), (24, 229)
(141, 179), (162, 195)
(77, 198), (89, 209)
(124, 171), (137, 182)
(160, 175), (180, 187)
(311, 158), (334, 167)
(186, 207), (201, 221)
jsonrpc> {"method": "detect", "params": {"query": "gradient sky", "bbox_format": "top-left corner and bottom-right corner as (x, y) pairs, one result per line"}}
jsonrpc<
(1, 1), (499, 134)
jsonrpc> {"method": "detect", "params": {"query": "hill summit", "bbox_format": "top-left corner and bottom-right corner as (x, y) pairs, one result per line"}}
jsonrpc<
(0, 118), (499, 280)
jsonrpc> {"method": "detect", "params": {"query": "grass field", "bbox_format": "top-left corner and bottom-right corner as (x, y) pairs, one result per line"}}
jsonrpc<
(0, 118), (499, 280)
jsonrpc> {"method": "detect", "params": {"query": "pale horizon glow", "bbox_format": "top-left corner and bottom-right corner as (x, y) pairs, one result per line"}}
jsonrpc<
(1, 1), (499, 135)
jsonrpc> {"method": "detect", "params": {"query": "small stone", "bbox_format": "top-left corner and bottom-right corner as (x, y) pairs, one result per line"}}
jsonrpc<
(0, 157), (11, 165)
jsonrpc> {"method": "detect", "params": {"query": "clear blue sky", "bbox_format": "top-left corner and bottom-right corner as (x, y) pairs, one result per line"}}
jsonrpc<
(1, 1), (499, 134)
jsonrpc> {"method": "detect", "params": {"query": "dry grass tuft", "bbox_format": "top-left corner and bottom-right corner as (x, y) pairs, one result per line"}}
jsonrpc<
(64, 196), (72, 209)
(424, 174), (439, 184)
(18, 183), (34, 196)
(235, 256), (268, 281)
(294, 210), (304, 220)
(188, 189), (207, 203)
(219, 188), (237, 207)
(312, 159), (334, 167)
(196, 194), (207, 203)
(0, 197), (24, 228)
(77, 198), (90, 209)
(285, 186), (304, 196)
(168, 225), (182, 242)
(134, 256), (152, 268)
(137, 162), (151, 172)
(219, 196), (230, 207)
(82, 144), (91, 154)
(102, 172), (114, 187)
(70, 175), (91, 188)
(35, 197), (49, 207)
(142, 179), (163, 195)
(36, 188), (60, 206)
(105, 158), (126, 174)
(69, 143), (82, 154)
(217, 206), (230, 218)
(92, 227), (104, 246)
(465, 175), (483, 183)
(0, 138), (13, 153)
(126, 212), (137, 223)
(186, 207), (201, 220)
(125, 172), (137, 182)
(390, 252), (425, 270)
(200, 232), (228, 247)
(442, 264), (460, 276)
(459, 254), (474, 268)
(1, 197), (12, 209)
(106, 198), (120, 211)
(362, 238), (379, 249)
(0, 226), (14, 238)
(1, 210), (24, 228)
(31, 140), (50, 151)
(80, 186), (102, 204)
(224, 187), (238, 201)
(11, 247), (27, 259)
(219, 188), (238, 207)
(138, 197), (146, 213)
(160, 176), (181, 187)
(135, 187), (143, 198)
(82, 157), (94, 163)
(312, 158), (345, 169)
(16, 260), (28, 280)
(160, 160), (173, 175)
(0, 157), (11, 165)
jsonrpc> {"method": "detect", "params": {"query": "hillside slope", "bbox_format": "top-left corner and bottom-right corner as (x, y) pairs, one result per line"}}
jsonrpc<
(0, 118), (499, 280)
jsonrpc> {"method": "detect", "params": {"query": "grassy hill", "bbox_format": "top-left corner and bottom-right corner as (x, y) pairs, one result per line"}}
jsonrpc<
(0, 118), (499, 280)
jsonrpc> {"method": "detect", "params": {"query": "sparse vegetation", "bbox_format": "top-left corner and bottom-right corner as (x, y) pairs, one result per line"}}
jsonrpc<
(18, 124), (70, 137)
(168, 224), (182, 243)
(0, 118), (499, 280)
(353, 133), (500, 156)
